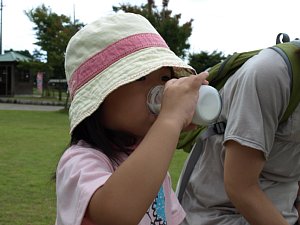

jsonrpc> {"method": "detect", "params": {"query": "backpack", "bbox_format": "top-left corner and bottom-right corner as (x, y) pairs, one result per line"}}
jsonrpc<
(176, 33), (300, 202)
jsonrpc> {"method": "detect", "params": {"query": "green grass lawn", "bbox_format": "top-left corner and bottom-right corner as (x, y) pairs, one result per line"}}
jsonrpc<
(0, 109), (188, 225)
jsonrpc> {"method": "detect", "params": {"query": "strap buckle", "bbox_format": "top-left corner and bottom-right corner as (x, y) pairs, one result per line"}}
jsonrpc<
(212, 121), (226, 134)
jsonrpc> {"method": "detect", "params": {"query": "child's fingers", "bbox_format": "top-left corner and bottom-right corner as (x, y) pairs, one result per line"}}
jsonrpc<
(197, 71), (209, 84)
(188, 71), (209, 88)
(197, 71), (209, 78)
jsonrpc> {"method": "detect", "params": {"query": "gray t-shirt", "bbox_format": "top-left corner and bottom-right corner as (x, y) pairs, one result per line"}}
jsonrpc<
(180, 48), (300, 225)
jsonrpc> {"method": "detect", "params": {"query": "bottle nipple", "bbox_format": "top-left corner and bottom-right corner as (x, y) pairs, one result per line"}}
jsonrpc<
(147, 85), (164, 114)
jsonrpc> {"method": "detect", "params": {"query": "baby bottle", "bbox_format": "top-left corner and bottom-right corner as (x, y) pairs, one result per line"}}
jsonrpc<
(147, 84), (222, 125)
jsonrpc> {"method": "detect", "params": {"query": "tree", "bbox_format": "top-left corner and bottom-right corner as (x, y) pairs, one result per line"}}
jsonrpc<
(113, 0), (193, 59)
(188, 50), (227, 73)
(25, 4), (84, 100)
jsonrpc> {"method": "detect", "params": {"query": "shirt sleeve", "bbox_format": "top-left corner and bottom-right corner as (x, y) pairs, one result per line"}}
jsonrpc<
(165, 173), (186, 224)
(55, 145), (114, 225)
(222, 48), (291, 158)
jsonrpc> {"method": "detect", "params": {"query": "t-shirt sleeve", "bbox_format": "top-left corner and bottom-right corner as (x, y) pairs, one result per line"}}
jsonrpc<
(165, 173), (186, 224)
(55, 146), (114, 225)
(222, 48), (291, 158)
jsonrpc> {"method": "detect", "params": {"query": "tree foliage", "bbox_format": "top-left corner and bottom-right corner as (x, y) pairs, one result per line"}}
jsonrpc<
(113, 0), (193, 59)
(188, 50), (227, 73)
(25, 4), (84, 78)
(24, 4), (84, 100)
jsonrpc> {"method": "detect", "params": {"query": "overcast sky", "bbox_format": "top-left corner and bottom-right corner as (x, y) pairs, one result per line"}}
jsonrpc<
(2, 0), (299, 56)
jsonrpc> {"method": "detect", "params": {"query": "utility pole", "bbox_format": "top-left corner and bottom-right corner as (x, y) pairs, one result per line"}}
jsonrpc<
(0, 0), (3, 55)
(73, 4), (76, 25)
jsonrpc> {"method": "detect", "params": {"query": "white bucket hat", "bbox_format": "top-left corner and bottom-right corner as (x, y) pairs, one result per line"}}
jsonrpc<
(65, 12), (195, 133)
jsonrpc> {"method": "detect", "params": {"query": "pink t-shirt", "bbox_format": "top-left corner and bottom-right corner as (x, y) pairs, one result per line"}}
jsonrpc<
(55, 141), (185, 225)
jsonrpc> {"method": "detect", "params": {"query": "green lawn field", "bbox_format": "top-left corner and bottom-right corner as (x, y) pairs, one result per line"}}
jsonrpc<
(0, 109), (188, 225)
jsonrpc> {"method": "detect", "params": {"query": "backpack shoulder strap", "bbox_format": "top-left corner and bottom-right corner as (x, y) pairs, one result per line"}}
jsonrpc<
(176, 122), (226, 203)
(207, 49), (260, 90)
(269, 40), (300, 122)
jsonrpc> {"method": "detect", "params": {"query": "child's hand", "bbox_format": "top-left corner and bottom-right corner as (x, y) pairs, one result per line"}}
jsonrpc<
(158, 71), (209, 130)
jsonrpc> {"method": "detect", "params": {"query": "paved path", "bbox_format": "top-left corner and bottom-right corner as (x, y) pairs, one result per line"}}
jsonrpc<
(0, 103), (65, 111)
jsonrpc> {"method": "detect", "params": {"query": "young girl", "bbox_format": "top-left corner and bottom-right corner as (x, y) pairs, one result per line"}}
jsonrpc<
(55, 13), (208, 225)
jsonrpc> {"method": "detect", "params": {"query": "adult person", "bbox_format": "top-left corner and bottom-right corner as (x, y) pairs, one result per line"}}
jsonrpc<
(178, 46), (300, 225)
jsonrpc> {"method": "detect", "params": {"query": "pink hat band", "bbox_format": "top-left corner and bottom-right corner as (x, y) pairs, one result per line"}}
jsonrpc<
(69, 33), (169, 98)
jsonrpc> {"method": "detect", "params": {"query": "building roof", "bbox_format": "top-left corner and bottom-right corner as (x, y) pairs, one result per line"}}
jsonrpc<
(0, 51), (31, 62)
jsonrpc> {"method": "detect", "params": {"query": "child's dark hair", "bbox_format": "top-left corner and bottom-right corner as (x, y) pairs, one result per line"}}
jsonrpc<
(52, 106), (137, 181)
(71, 106), (137, 166)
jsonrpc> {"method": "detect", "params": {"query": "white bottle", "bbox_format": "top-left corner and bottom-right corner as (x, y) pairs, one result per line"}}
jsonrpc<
(147, 85), (222, 125)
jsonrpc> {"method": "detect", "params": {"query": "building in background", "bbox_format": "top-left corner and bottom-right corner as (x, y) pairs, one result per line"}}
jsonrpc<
(0, 51), (33, 96)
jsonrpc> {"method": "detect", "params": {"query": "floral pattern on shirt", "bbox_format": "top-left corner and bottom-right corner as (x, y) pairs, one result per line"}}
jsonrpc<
(146, 186), (167, 224)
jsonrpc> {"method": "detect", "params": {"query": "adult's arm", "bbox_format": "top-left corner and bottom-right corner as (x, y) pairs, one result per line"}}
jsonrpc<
(224, 140), (289, 225)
